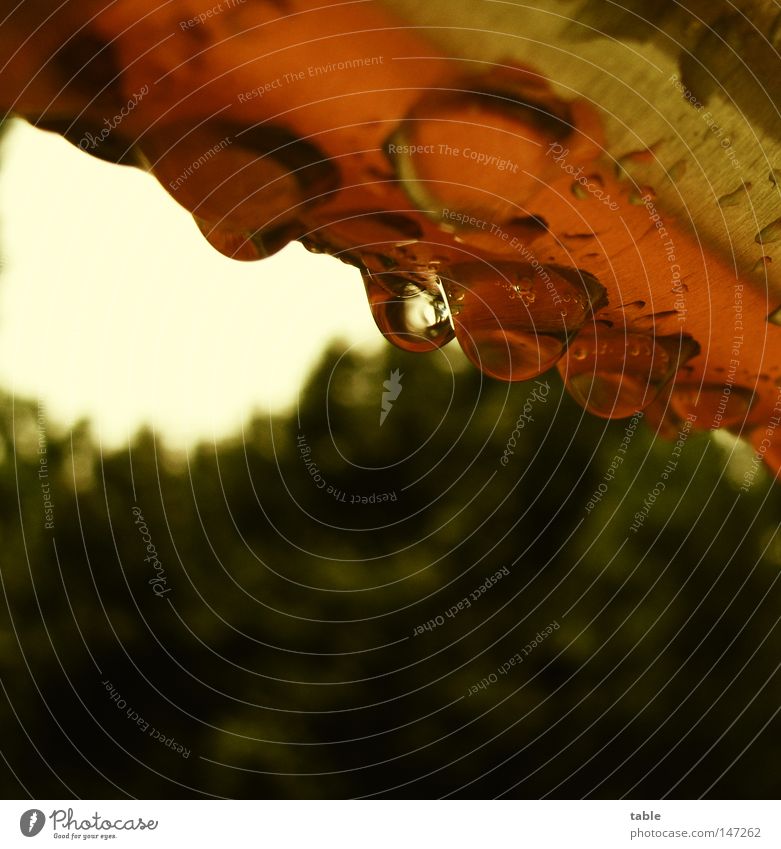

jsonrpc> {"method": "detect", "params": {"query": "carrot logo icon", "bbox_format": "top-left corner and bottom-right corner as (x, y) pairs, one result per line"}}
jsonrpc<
(380, 369), (404, 426)
(20, 809), (45, 837)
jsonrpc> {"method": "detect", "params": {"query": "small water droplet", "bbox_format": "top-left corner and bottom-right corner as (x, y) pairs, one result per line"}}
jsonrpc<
(768, 304), (781, 325)
(628, 187), (656, 205)
(667, 159), (687, 182)
(571, 174), (604, 199)
(633, 310), (685, 331)
(769, 169), (781, 186)
(753, 256), (773, 274)
(363, 269), (454, 352)
(615, 145), (659, 179)
(571, 181), (589, 199)
(756, 218), (781, 245)
(300, 236), (325, 254)
(562, 232), (597, 241)
(624, 300), (646, 311)
(718, 181), (751, 208)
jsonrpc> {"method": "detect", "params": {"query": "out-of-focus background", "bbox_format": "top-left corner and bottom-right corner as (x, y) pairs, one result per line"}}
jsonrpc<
(1, 119), (780, 799)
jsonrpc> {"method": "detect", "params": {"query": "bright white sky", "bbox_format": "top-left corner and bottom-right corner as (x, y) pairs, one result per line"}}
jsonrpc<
(0, 119), (383, 447)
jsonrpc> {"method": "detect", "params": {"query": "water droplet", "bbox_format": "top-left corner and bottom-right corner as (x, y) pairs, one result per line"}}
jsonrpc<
(753, 256), (773, 274)
(667, 159), (687, 182)
(571, 181), (589, 199)
(558, 328), (699, 418)
(718, 181), (751, 208)
(363, 269), (454, 353)
(447, 261), (606, 381)
(769, 169), (781, 186)
(562, 232), (597, 241)
(570, 174), (604, 199)
(670, 384), (754, 428)
(628, 187), (656, 205)
(632, 310), (684, 332)
(386, 67), (576, 222)
(615, 145), (659, 179)
(756, 218), (781, 245)
(300, 236), (326, 254)
(600, 300), (647, 326)
(459, 329), (566, 380)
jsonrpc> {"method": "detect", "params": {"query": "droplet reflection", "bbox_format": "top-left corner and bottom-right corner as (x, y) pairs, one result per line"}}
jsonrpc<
(363, 269), (454, 352)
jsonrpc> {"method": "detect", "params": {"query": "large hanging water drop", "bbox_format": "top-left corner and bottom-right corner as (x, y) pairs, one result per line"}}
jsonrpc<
(446, 261), (606, 381)
(386, 65), (588, 223)
(559, 327), (699, 418)
(363, 268), (455, 352)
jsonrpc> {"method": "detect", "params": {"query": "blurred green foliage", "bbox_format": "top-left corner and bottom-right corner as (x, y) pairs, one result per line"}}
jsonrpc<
(0, 344), (779, 798)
